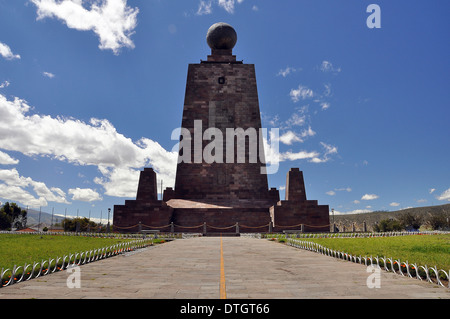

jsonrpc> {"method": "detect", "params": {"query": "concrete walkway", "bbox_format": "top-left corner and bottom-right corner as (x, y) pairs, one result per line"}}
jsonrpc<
(1, 237), (448, 299)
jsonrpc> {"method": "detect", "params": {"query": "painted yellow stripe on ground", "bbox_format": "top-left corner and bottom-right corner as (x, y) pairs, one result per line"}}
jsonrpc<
(220, 236), (227, 299)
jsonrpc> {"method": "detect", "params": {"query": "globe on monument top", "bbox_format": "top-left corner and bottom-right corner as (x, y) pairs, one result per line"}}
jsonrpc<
(206, 22), (237, 50)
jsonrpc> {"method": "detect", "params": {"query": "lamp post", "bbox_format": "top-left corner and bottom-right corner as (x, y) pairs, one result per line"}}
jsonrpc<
(331, 208), (335, 233)
(107, 208), (111, 233)
(38, 206), (41, 232)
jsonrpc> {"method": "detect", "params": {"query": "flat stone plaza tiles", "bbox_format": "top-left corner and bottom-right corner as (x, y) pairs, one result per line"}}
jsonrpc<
(113, 23), (330, 233)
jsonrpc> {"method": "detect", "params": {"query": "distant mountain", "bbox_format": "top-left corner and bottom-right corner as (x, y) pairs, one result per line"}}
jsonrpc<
(333, 203), (450, 232)
(25, 208), (65, 228)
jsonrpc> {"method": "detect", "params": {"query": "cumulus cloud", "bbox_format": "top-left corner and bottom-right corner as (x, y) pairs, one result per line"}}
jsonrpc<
(31, 0), (139, 54)
(0, 168), (69, 207)
(68, 187), (102, 202)
(0, 93), (177, 200)
(0, 42), (21, 60)
(436, 188), (450, 201)
(361, 194), (379, 200)
(279, 131), (302, 145)
(0, 151), (19, 165)
(390, 202), (400, 207)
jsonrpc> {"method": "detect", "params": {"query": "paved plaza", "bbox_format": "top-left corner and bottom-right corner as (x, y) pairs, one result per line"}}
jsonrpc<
(1, 237), (448, 299)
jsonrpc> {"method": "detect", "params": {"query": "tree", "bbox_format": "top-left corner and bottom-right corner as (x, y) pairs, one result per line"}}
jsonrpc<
(62, 217), (98, 232)
(0, 202), (27, 230)
(373, 218), (402, 232)
(425, 212), (449, 230)
(398, 212), (422, 231)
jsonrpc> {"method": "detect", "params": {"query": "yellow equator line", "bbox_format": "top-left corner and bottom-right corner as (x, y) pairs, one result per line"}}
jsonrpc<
(220, 235), (227, 299)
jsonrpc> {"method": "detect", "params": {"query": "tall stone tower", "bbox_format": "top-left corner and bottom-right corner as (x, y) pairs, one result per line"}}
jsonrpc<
(113, 23), (330, 233)
(171, 22), (271, 202)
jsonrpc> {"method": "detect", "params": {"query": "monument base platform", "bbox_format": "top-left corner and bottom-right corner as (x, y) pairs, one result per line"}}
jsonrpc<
(113, 168), (330, 234)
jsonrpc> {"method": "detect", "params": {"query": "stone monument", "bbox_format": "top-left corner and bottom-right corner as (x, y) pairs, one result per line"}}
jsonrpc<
(113, 23), (329, 233)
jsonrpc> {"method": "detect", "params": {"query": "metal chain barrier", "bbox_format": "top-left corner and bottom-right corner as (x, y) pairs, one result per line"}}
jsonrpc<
(0, 237), (154, 288)
(286, 237), (450, 289)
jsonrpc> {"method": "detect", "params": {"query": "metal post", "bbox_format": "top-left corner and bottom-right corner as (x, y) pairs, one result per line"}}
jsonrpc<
(331, 208), (334, 232)
(269, 221), (273, 233)
(51, 207), (54, 232)
(235, 222), (239, 235)
(107, 208), (111, 233)
(203, 222), (207, 236)
(38, 206), (41, 232)
(170, 222), (174, 233)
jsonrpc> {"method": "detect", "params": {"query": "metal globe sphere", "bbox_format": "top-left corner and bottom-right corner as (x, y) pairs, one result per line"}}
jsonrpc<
(206, 22), (237, 50)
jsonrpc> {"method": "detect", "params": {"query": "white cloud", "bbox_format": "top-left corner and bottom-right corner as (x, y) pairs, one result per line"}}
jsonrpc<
(277, 67), (299, 77)
(319, 60), (341, 73)
(0, 81), (10, 89)
(389, 202), (400, 207)
(321, 142), (337, 155)
(436, 188), (450, 201)
(353, 200), (360, 204)
(68, 187), (102, 202)
(429, 188), (436, 194)
(320, 102), (330, 110)
(290, 85), (314, 102)
(326, 191), (336, 196)
(335, 187), (352, 192)
(0, 42), (21, 60)
(301, 126), (316, 139)
(0, 168), (69, 207)
(218, 0), (243, 14)
(279, 126), (316, 146)
(0, 150), (19, 165)
(309, 142), (337, 163)
(262, 132), (330, 167)
(361, 194), (379, 200)
(279, 131), (302, 145)
(323, 83), (332, 97)
(197, 1), (212, 15)
(0, 93), (178, 199)
(43, 71), (55, 78)
(31, 0), (139, 54)
(281, 150), (320, 161)
(333, 209), (372, 215)
(285, 113), (306, 127)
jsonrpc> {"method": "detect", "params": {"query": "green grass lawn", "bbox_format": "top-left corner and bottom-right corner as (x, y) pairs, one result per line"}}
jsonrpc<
(300, 234), (450, 270)
(0, 233), (135, 271)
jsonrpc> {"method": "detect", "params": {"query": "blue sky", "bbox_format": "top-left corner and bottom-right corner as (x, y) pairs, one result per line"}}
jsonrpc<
(0, 0), (449, 222)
